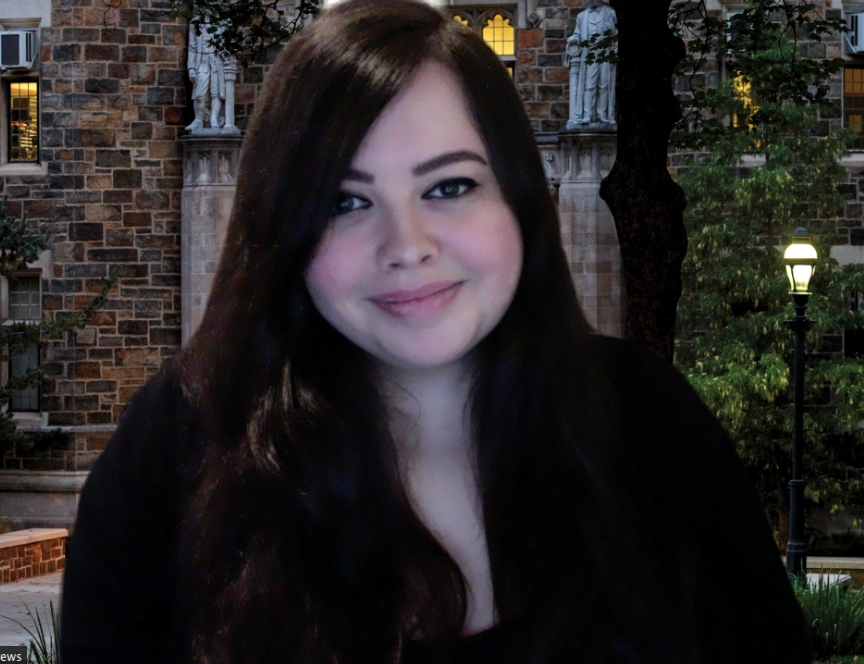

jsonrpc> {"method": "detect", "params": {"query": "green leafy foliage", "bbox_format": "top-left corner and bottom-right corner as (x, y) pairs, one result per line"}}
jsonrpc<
(0, 197), (115, 451)
(669, 0), (847, 150)
(671, 2), (864, 538)
(794, 576), (864, 658)
(165, 0), (321, 62)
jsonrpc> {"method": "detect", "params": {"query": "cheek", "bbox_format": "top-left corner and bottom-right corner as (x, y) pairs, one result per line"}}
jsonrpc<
(304, 236), (355, 315)
(474, 214), (523, 293)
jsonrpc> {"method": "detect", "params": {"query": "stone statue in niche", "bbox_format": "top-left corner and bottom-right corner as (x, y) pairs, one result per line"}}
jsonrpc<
(186, 17), (240, 135)
(565, 0), (617, 129)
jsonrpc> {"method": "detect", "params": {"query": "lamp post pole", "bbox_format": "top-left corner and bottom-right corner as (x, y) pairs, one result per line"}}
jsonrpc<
(783, 227), (816, 579)
(785, 292), (810, 578)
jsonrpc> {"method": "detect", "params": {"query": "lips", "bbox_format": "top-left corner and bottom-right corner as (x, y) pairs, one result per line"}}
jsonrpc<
(369, 281), (463, 319)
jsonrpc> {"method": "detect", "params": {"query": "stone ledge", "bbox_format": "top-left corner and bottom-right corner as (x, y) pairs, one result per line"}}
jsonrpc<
(782, 557), (864, 589)
(0, 470), (89, 492)
(807, 556), (864, 570)
(0, 528), (67, 549)
(14, 425), (117, 434)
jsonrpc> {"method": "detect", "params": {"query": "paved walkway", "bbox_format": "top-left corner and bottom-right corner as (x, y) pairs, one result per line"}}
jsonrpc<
(0, 572), (62, 647)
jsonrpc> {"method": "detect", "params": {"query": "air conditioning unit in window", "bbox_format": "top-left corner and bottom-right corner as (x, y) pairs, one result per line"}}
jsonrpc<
(0, 30), (37, 69)
(849, 13), (864, 54)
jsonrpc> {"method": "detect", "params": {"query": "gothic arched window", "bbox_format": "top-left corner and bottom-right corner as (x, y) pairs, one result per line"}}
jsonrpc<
(447, 7), (516, 77)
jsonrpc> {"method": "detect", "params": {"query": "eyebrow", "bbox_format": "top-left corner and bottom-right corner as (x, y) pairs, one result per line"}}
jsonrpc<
(342, 150), (488, 184)
(413, 150), (488, 176)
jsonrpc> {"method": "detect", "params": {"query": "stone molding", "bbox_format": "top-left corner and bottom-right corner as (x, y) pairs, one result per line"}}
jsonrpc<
(559, 129), (616, 182)
(181, 134), (242, 186)
(0, 471), (88, 531)
(0, 470), (89, 492)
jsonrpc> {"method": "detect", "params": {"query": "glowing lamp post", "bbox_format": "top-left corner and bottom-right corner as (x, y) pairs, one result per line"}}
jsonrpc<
(783, 228), (816, 578)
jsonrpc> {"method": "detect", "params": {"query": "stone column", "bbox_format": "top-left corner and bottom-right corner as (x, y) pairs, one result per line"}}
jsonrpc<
(223, 56), (238, 133)
(566, 51), (584, 129)
(557, 130), (623, 337)
(180, 135), (242, 345)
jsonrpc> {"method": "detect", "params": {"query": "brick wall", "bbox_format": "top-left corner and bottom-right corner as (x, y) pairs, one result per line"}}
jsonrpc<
(516, 4), (577, 133)
(3, 0), (859, 472)
(0, 0), (189, 468)
(0, 530), (65, 584)
(0, 0), (279, 470)
(33, 0), (185, 464)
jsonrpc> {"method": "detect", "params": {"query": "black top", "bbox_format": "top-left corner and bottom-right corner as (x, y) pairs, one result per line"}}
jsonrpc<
(402, 623), (507, 664)
(60, 335), (812, 663)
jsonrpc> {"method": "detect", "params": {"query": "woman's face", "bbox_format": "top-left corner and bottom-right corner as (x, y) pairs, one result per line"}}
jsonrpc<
(304, 63), (523, 374)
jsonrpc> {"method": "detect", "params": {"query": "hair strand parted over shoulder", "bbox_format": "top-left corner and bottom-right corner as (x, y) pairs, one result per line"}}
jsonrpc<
(177, 1), (699, 662)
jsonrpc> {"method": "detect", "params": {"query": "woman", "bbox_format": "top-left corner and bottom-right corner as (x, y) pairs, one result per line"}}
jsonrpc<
(61, 1), (811, 662)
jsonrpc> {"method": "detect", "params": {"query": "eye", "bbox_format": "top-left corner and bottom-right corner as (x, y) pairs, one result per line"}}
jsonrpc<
(423, 178), (479, 200)
(331, 192), (371, 216)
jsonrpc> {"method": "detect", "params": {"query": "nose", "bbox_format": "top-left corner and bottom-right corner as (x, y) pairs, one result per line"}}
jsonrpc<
(376, 204), (439, 270)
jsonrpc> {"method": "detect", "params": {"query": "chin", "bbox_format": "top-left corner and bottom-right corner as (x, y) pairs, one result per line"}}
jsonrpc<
(377, 345), (473, 373)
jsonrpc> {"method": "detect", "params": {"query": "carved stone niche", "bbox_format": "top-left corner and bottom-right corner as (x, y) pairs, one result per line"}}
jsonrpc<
(180, 134), (243, 344)
(560, 130), (616, 183)
(182, 136), (242, 186)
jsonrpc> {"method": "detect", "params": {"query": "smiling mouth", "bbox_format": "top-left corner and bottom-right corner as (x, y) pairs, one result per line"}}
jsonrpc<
(370, 282), (463, 319)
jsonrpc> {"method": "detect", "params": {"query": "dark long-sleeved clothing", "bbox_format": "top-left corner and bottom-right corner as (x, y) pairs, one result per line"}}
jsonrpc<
(61, 335), (811, 663)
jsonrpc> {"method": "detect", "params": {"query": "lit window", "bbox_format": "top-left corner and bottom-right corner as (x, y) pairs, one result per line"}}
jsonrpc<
(8, 275), (40, 412)
(7, 80), (38, 163)
(482, 14), (515, 57)
(732, 75), (757, 128)
(845, 68), (864, 150)
(443, 8), (516, 77)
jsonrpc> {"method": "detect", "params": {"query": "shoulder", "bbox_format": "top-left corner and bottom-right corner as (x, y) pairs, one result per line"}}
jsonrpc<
(76, 357), (202, 528)
(62, 358), (202, 660)
(581, 334), (703, 416)
(580, 334), (740, 502)
(582, 338), (810, 660)
(100, 357), (197, 467)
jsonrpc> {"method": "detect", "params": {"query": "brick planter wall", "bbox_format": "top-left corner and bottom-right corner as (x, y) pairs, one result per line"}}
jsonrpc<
(0, 529), (66, 584)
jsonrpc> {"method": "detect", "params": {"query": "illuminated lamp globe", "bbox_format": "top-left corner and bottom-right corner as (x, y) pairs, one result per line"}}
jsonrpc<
(783, 228), (817, 295)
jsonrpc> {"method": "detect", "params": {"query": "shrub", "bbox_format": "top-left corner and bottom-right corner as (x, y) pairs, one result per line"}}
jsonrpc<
(794, 575), (864, 658)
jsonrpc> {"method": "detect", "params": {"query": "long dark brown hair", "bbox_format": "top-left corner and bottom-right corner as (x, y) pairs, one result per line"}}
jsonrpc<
(178, 1), (698, 661)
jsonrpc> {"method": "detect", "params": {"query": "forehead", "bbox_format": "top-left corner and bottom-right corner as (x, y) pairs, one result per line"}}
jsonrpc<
(350, 63), (487, 170)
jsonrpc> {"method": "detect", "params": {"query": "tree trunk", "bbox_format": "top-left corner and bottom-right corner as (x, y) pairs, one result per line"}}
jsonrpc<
(602, 0), (688, 362)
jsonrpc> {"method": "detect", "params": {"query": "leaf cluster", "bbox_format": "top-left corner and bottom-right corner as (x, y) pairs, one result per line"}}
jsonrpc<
(166, 0), (321, 62)
(0, 197), (49, 281)
(669, 0), (847, 151)
(676, 143), (864, 516)
(0, 197), (116, 449)
(672, 2), (864, 523)
(793, 576), (864, 658)
(574, 28), (618, 67)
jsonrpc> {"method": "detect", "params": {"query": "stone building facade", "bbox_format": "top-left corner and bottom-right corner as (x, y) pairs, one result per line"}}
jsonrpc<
(0, 0), (275, 474)
(0, 0), (859, 483)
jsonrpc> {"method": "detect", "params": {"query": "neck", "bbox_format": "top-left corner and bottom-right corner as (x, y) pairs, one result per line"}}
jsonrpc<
(379, 360), (475, 464)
